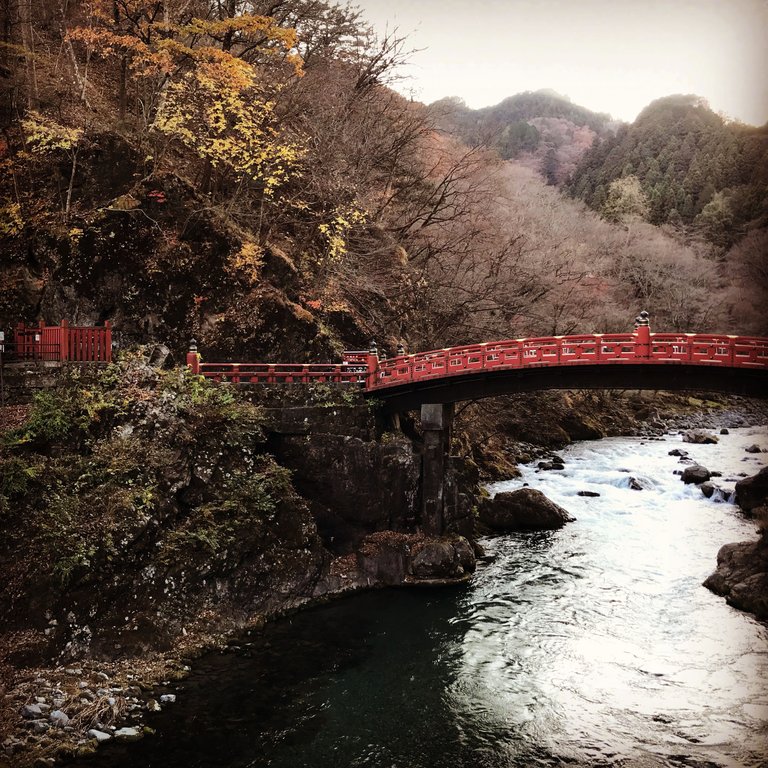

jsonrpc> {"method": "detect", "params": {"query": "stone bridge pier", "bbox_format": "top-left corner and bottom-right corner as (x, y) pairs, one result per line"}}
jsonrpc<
(420, 402), (473, 537)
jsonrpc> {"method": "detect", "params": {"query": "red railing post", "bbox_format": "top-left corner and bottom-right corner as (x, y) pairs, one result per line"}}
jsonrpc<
(366, 341), (380, 390)
(59, 319), (70, 361)
(186, 339), (201, 374)
(36, 322), (44, 360)
(634, 311), (651, 359)
(104, 321), (112, 362)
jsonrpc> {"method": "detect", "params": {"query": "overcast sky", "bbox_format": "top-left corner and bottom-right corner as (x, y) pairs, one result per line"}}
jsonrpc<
(356, 0), (768, 126)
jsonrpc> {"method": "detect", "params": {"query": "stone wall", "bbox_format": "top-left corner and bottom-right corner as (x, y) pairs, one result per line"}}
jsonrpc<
(0, 361), (63, 404)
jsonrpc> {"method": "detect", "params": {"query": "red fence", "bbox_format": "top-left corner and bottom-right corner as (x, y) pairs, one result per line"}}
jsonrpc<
(187, 327), (768, 392)
(9, 321), (112, 363)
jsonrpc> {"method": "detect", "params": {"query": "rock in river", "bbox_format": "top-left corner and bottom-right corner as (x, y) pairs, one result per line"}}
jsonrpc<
(735, 466), (768, 512)
(682, 429), (719, 444)
(703, 536), (768, 620)
(681, 465), (711, 485)
(479, 488), (574, 531)
(114, 727), (142, 741)
(705, 467), (768, 621)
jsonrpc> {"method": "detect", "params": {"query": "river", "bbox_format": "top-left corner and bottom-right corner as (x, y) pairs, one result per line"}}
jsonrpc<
(66, 426), (768, 768)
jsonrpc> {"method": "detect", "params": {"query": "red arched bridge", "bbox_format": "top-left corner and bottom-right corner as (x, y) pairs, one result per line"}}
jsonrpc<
(187, 322), (768, 411)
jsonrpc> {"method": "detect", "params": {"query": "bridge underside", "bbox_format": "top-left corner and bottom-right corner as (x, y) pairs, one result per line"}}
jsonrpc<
(371, 363), (768, 412)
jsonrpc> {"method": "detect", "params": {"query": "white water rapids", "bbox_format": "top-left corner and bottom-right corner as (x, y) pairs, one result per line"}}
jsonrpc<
(472, 426), (768, 767)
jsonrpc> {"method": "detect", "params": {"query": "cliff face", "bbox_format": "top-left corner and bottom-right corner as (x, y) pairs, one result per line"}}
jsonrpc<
(2, 132), (363, 361)
(0, 356), (478, 661)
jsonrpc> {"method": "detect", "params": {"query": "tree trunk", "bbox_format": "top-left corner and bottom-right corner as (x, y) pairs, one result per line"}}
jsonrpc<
(64, 145), (78, 220)
(119, 57), (127, 121)
(20, 0), (39, 108)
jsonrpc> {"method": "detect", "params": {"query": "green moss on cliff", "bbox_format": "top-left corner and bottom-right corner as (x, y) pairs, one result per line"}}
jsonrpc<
(0, 351), (329, 665)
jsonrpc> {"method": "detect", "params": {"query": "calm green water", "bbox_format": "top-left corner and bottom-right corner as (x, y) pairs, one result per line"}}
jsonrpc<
(66, 429), (768, 767)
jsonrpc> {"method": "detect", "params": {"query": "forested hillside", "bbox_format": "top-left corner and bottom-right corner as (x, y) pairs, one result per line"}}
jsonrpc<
(567, 95), (768, 247)
(1, 0), (766, 357)
(433, 90), (617, 185)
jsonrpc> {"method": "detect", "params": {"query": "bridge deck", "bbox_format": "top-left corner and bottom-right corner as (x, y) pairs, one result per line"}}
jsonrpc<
(188, 330), (768, 409)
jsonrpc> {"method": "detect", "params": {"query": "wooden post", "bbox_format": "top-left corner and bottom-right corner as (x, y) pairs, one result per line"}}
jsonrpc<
(35, 322), (43, 360)
(634, 310), (651, 359)
(366, 341), (379, 390)
(104, 321), (112, 362)
(186, 339), (200, 374)
(59, 319), (70, 361)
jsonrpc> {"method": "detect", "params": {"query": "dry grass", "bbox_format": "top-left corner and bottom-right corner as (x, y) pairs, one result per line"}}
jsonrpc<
(0, 404), (31, 433)
(69, 694), (130, 731)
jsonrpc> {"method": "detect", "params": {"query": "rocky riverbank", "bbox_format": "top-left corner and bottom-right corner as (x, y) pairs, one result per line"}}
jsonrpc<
(704, 466), (768, 620)
(454, 389), (768, 482)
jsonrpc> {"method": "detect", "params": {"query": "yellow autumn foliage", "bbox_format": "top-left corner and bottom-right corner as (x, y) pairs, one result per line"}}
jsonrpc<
(22, 112), (82, 154)
(317, 204), (367, 262)
(228, 241), (264, 283)
(0, 202), (23, 236)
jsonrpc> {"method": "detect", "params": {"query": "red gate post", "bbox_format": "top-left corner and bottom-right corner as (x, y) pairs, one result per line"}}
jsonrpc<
(104, 321), (112, 362)
(634, 310), (651, 359)
(35, 323), (44, 360)
(366, 341), (380, 390)
(59, 319), (70, 361)
(186, 339), (201, 374)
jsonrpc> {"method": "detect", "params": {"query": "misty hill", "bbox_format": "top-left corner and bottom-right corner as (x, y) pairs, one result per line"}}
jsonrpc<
(432, 90), (618, 184)
(567, 94), (768, 247)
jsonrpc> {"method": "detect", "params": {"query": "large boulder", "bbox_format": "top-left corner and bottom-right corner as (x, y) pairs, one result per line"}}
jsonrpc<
(409, 537), (476, 581)
(703, 538), (768, 620)
(705, 468), (768, 622)
(681, 465), (711, 485)
(682, 429), (718, 444)
(735, 467), (768, 512)
(354, 532), (476, 586)
(479, 488), (574, 531)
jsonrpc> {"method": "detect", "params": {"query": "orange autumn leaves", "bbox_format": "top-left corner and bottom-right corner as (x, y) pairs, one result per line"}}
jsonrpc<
(67, 3), (304, 191)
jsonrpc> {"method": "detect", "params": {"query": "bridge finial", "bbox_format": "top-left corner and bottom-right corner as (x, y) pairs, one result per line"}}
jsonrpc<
(634, 311), (650, 329)
(369, 340), (378, 356)
(186, 339), (200, 374)
(396, 343), (405, 356)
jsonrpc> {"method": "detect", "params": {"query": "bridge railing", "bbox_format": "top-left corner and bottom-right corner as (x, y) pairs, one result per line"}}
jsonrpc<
(188, 347), (377, 386)
(372, 333), (768, 389)
(649, 334), (768, 367)
(185, 331), (768, 391)
(193, 361), (367, 385)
